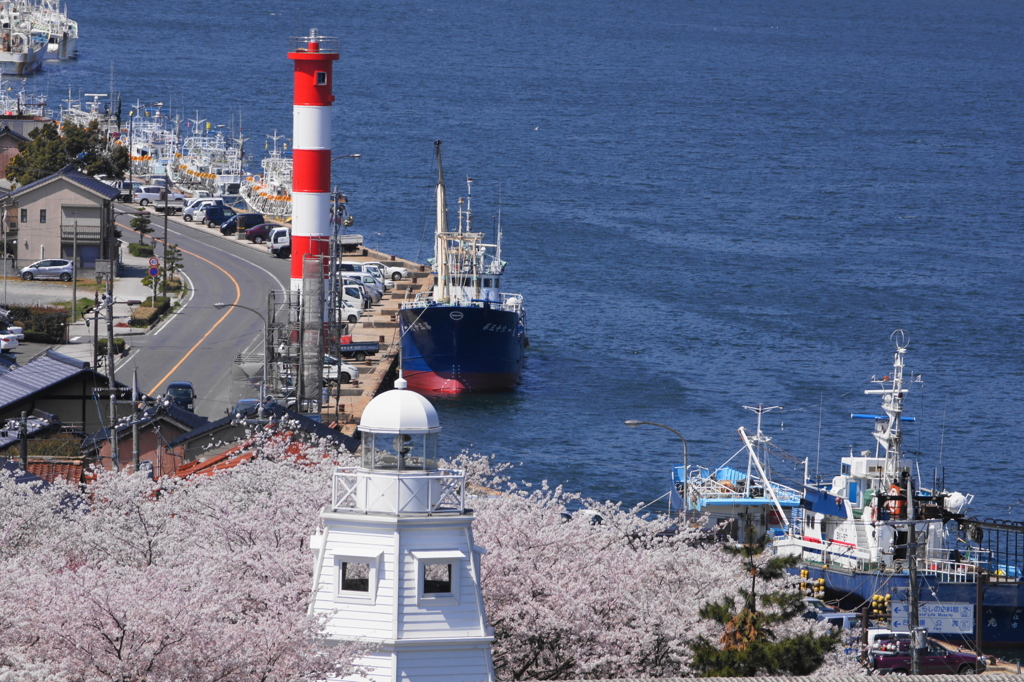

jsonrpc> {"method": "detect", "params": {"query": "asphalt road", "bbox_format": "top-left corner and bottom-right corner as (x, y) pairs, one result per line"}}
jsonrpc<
(117, 211), (290, 420)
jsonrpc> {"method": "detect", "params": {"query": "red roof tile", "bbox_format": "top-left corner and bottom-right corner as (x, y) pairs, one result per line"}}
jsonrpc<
(27, 461), (84, 484)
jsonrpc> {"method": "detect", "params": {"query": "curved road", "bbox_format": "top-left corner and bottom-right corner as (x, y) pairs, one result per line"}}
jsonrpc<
(117, 212), (289, 420)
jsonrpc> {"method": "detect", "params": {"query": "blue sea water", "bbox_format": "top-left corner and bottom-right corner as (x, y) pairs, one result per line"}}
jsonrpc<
(40, 0), (1024, 519)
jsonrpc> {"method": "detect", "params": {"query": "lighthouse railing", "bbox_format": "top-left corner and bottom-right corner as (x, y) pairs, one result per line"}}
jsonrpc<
(332, 467), (466, 515)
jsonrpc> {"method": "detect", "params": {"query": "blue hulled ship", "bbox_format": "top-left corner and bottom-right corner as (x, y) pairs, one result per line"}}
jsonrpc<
(398, 142), (526, 394)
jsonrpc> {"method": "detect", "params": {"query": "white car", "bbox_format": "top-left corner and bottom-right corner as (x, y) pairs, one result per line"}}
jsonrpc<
(133, 186), (185, 206)
(365, 260), (410, 281)
(182, 197), (224, 221)
(0, 331), (19, 351)
(323, 355), (360, 384)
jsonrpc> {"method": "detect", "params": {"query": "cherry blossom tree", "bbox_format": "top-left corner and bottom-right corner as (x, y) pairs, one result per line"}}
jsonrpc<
(0, 439), (859, 681)
(0, 429), (362, 682)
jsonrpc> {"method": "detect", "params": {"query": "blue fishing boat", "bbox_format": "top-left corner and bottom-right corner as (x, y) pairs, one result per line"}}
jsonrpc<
(772, 331), (1024, 647)
(398, 141), (526, 394)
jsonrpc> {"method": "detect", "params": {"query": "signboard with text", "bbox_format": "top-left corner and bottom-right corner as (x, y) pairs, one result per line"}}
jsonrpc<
(891, 601), (974, 634)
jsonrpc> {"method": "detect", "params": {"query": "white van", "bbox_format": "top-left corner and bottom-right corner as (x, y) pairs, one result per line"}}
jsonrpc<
(269, 227), (290, 258)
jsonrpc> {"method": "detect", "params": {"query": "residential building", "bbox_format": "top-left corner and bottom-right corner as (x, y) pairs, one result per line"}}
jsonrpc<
(1, 164), (119, 271)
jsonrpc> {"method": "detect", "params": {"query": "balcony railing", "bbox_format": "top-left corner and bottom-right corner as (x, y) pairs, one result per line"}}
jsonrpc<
(331, 467), (466, 515)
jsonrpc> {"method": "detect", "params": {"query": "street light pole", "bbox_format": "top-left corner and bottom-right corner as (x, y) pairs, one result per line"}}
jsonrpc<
(214, 302), (268, 419)
(625, 420), (689, 521)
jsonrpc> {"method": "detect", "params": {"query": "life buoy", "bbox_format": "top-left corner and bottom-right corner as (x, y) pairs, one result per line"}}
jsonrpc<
(887, 483), (905, 518)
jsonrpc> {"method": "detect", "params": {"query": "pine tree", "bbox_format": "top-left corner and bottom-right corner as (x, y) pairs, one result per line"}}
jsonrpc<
(130, 212), (153, 243)
(690, 532), (840, 677)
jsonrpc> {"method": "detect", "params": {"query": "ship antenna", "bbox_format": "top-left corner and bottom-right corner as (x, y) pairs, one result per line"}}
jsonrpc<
(496, 182), (503, 268)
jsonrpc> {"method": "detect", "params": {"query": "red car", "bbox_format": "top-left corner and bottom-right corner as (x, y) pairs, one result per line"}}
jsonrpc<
(244, 223), (276, 244)
(872, 639), (984, 675)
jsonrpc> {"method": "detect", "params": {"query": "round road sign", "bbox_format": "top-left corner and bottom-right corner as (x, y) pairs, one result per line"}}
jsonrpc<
(148, 267), (160, 277)
(148, 257), (160, 266)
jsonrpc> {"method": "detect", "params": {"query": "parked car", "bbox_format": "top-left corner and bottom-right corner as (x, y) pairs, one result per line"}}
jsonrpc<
(110, 179), (143, 202)
(182, 197), (224, 222)
(244, 223), (277, 244)
(342, 284), (369, 310)
(219, 212), (266, 236)
(816, 611), (862, 631)
(20, 258), (74, 281)
(364, 260), (410, 281)
(344, 273), (385, 301)
(323, 355), (360, 385)
(342, 275), (382, 304)
(269, 226), (290, 258)
(0, 331), (18, 351)
(165, 381), (197, 412)
(871, 639), (983, 675)
(133, 186), (185, 206)
(202, 205), (239, 227)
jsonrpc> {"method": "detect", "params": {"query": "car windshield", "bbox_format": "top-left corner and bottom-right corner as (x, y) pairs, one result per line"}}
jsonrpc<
(167, 385), (193, 398)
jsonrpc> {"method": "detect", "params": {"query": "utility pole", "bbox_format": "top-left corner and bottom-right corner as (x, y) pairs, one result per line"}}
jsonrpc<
(909, 521), (921, 674)
(162, 177), (169, 295)
(70, 218), (78, 322)
(106, 212), (118, 470)
(18, 411), (28, 470)
(131, 367), (140, 471)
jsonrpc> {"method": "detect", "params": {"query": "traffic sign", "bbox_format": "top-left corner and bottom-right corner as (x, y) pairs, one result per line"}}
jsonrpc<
(148, 257), (160, 266)
(891, 601), (973, 634)
(148, 267), (160, 277)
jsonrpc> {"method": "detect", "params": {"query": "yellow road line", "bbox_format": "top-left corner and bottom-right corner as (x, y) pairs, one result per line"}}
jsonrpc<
(123, 221), (242, 395)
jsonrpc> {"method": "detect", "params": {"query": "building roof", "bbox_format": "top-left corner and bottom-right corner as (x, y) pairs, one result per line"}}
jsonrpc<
(360, 383), (439, 434)
(167, 402), (357, 451)
(0, 124), (29, 143)
(3, 163), (120, 200)
(0, 349), (118, 411)
(81, 402), (208, 452)
(0, 458), (49, 486)
(26, 460), (84, 484)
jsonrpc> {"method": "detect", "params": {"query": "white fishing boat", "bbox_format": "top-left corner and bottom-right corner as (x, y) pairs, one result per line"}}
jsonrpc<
(59, 90), (115, 132)
(0, 22), (42, 76)
(124, 102), (179, 180)
(675, 404), (805, 543)
(170, 114), (246, 195)
(31, 0), (77, 60)
(239, 131), (292, 219)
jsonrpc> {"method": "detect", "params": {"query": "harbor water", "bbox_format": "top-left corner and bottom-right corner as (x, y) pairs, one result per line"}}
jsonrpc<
(40, 0), (1024, 520)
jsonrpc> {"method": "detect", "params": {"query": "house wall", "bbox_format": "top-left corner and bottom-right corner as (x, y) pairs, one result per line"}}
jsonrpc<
(12, 179), (113, 269)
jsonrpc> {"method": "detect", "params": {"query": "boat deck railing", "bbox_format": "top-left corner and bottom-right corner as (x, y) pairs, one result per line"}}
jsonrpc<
(403, 293), (524, 314)
(687, 475), (803, 503)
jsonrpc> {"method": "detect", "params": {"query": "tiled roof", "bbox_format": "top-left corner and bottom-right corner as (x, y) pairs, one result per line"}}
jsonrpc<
(27, 460), (84, 484)
(3, 163), (119, 200)
(1, 459), (48, 486)
(168, 403), (357, 451)
(0, 349), (111, 410)
(81, 402), (208, 452)
(0, 124), (29, 142)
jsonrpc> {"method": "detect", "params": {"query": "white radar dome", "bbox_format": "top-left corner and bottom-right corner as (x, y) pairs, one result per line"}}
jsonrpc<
(359, 384), (440, 434)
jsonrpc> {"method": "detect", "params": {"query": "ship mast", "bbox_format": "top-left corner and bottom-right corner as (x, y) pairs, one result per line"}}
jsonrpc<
(433, 140), (450, 303)
(865, 329), (910, 487)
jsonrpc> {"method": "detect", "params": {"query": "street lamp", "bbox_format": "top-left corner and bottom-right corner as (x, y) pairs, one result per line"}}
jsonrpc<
(214, 302), (268, 420)
(625, 420), (689, 520)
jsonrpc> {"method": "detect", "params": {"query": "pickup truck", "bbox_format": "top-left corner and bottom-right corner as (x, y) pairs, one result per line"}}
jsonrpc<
(335, 340), (380, 362)
(150, 199), (186, 215)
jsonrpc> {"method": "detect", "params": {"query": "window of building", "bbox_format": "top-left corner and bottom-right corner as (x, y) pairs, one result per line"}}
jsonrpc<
(316, 71), (327, 86)
(333, 551), (382, 604)
(341, 561), (370, 592)
(19, 208), (27, 223)
(412, 549), (464, 605)
(39, 209), (46, 223)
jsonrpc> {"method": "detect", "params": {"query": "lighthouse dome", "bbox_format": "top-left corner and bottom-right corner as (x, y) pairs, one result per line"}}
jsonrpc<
(359, 384), (440, 434)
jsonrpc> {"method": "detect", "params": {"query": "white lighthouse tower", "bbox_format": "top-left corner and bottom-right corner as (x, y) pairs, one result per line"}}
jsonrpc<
(309, 377), (495, 682)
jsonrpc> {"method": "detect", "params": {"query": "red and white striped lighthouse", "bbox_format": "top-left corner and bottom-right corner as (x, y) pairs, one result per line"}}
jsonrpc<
(288, 28), (338, 291)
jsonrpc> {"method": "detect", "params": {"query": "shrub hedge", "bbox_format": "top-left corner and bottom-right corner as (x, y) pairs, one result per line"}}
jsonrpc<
(127, 243), (154, 258)
(96, 337), (126, 356)
(5, 306), (68, 344)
